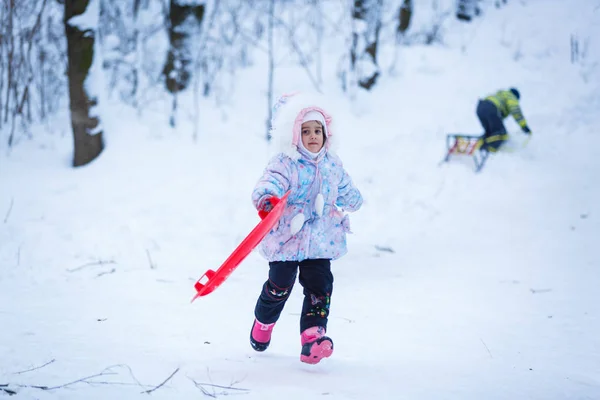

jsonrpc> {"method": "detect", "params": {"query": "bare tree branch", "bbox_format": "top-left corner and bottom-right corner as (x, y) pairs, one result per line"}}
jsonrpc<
(145, 249), (156, 269)
(4, 364), (152, 392)
(12, 359), (56, 375)
(0, 384), (17, 396)
(114, 363), (146, 391)
(141, 367), (179, 394)
(67, 259), (116, 273)
(3, 197), (14, 223)
(189, 367), (248, 398)
(46, 374), (113, 390)
(191, 379), (249, 392)
(272, 14), (321, 92)
(96, 268), (116, 278)
(480, 338), (493, 358)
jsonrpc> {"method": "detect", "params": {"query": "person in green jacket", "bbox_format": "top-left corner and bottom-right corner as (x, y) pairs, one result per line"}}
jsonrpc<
(477, 88), (532, 152)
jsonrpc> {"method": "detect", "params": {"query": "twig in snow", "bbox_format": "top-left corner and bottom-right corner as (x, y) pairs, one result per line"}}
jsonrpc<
(189, 368), (249, 398)
(480, 338), (493, 359)
(190, 379), (249, 393)
(12, 359), (56, 374)
(41, 364), (148, 390)
(71, 380), (150, 387)
(96, 268), (116, 278)
(195, 381), (217, 398)
(4, 364), (153, 393)
(16, 244), (21, 266)
(67, 259), (116, 273)
(0, 384), (17, 395)
(114, 364), (146, 391)
(146, 249), (156, 269)
(530, 288), (552, 294)
(43, 368), (118, 390)
(374, 245), (395, 253)
(141, 367), (179, 394)
(80, 364), (149, 391)
(3, 197), (14, 223)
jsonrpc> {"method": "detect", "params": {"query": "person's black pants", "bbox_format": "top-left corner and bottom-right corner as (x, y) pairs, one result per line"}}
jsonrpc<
(254, 258), (333, 333)
(477, 99), (508, 152)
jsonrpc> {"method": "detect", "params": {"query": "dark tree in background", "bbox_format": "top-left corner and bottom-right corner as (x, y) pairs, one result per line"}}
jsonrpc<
(350, 0), (383, 91)
(64, 0), (104, 167)
(456, 0), (481, 22)
(397, 0), (412, 37)
(163, 0), (205, 126)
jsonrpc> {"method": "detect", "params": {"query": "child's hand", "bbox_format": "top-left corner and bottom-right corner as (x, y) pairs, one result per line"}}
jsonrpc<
(258, 196), (280, 220)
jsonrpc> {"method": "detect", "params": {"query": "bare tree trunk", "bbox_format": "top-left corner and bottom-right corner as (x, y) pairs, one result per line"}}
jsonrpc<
(397, 0), (412, 36)
(4, 0), (14, 126)
(0, 3), (6, 131)
(23, 0), (47, 125)
(5, 0), (18, 148)
(456, 0), (481, 22)
(64, 0), (104, 167)
(163, 0), (205, 127)
(266, 0), (275, 141)
(310, 0), (323, 86)
(131, 0), (141, 108)
(163, 0), (205, 94)
(350, 0), (382, 91)
(0, 50), (3, 131)
(39, 48), (46, 120)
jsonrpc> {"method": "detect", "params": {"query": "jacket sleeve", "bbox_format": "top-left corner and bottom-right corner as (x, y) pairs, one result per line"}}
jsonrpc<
(252, 155), (292, 209)
(335, 167), (363, 212)
(506, 95), (529, 128)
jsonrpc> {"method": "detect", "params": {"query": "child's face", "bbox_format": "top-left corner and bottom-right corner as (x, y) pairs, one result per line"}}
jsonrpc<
(301, 120), (325, 153)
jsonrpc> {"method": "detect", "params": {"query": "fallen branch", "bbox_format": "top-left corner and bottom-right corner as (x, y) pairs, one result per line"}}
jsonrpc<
(530, 288), (552, 294)
(3, 197), (14, 223)
(96, 268), (116, 278)
(374, 245), (395, 253)
(189, 369), (249, 398)
(191, 380), (249, 392)
(116, 364), (146, 391)
(3, 364), (152, 394)
(67, 259), (116, 273)
(44, 369), (118, 390)
(197, 383), (217, 398)
(12, 359), (56, 374)
(0, 372), (116, 392)
(142, 367), (179, 394)
(480, 338), (493, 359)
(145, 249), (156, 269)
(0, 384), (17, 396)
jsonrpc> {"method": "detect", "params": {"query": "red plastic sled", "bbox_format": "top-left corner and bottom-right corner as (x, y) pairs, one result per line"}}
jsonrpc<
(191, 191), (290, 302)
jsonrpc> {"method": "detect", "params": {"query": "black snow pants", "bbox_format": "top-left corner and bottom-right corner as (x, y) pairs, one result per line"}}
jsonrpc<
(477, 99), (508, 152)
(254, 258), (333, 333)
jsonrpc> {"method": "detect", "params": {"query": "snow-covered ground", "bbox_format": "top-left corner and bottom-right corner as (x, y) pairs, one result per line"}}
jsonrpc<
(1, 0), (599, 398)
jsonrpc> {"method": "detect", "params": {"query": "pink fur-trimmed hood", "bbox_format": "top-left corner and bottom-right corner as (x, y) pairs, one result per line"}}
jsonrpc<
(269, 92), (338, 160)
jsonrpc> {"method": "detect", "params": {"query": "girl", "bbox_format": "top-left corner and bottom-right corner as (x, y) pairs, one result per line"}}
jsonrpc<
(250, 93), (363, 364)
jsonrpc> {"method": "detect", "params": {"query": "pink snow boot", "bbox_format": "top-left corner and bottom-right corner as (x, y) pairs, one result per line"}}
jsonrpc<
(250, 319), (275, 352)
(300, 326), (333, 364)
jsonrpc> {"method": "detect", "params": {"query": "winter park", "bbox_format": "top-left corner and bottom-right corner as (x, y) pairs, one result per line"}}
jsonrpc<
(1, 0), (599, 398)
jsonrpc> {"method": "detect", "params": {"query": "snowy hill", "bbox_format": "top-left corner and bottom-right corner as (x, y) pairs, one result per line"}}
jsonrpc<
(1, 0), (599, 399)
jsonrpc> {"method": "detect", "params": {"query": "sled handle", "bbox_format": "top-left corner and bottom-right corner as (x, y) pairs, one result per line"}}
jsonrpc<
(191, 269), (218, 302)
